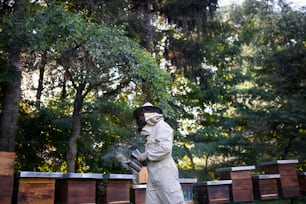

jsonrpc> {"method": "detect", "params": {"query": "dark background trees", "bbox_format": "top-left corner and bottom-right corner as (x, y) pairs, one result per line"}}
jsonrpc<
(0, 0), (305, 178)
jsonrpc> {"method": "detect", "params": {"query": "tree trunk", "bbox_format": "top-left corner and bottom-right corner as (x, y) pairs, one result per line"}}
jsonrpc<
(144, 0), (153, 53)
(281, 134), (293, 159)
(36, 51), (47, 103)
(0, 47), (21, 152)
(141, 0), (154, 102)
(67, 84), (85, 173)
(61, 70), (69, 100)
(0, 0), (24, 153)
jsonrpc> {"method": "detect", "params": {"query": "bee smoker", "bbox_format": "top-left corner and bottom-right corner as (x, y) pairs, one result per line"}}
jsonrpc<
(125, 149), (143, 172)
(131, 149), (141, 160)
(126, 159), (142, 172)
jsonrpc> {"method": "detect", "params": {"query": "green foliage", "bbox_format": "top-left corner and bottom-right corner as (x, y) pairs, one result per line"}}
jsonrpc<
(171, 0), (306, 179)
(1, 0), (175, 173)
(239, 1), (306, 167)
(130, 49), (174, 117)
(15, 101), (71, 171)
(3, 0), (306, 177)
(15, 98), (140, 173)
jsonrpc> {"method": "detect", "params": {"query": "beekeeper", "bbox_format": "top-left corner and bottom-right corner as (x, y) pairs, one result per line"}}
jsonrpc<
(133, 102), (185, 204)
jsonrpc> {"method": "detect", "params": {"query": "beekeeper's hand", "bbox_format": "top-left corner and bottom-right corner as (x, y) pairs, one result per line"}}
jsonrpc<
(137, 152), (148, 162)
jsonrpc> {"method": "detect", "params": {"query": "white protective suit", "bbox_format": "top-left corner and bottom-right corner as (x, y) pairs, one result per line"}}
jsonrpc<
(139, 112), (185, 204)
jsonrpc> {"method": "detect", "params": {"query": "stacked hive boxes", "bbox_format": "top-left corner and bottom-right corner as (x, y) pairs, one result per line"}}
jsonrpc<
(194, 159), (303, 204)
(259, 160), (301, 198)
(4, 159), (305, 203)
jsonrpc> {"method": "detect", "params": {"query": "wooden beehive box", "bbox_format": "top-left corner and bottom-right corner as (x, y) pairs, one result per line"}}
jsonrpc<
(130, 184), (146, 204)
(216, 166), (255, 202)
(14, 171), (62, 204)
(298, 172), (306, 195)
(252, 174), (280, 200)
(193, 180), (232, 204)
(0, 175), (14, 204)
(55, 173), (102, 204)
(0, 151), (15, 176)
(179, 178), (198, 204)
(0, 151), (15, 204)
(259, 160), (300, 198)
(97, 174), (134, 204)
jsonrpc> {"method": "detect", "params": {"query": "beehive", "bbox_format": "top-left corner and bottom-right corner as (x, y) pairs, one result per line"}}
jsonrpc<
(130, 184), (146, 204)
(15, 171), (62, 204)
(259, 160), (300, 198)
(55, 173), (102, 204)
(216, 166), (255, 202)
(96, 174), (134, 204)
(252, 174), (280, 200)
(193, 180), (232, 204)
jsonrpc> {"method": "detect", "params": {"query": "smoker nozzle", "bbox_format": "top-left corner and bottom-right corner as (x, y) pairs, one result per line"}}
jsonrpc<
(125, 159), (142, 172)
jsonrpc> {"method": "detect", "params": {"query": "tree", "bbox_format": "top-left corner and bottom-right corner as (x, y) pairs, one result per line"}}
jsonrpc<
(2, 1), (172, 173)
(244, 1), (306, 162)
(0, 0), (28, 152)
(172, 0), (306, 179)
(56, 21), (171, 171)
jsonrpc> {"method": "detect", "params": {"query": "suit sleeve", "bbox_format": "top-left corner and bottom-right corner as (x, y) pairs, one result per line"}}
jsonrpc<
(147, 121), (173, 162)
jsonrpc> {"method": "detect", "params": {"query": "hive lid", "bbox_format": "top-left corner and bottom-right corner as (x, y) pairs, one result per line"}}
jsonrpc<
(216, 165), (255, 172)
(194, 180), (232, 186)
(62, 173), (103, 179)
(103, 174), (135, 180)
(18, 171), (63, 178)
(258, 159), (299, 166)
(204, 180), (232, 186)
(133, 184), (147, 189)
(252, 174), (280, 179)
(179, 178), (198, 183)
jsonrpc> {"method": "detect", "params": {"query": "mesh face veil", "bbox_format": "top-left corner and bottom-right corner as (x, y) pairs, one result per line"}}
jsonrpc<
(133, 103), (163, 132)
